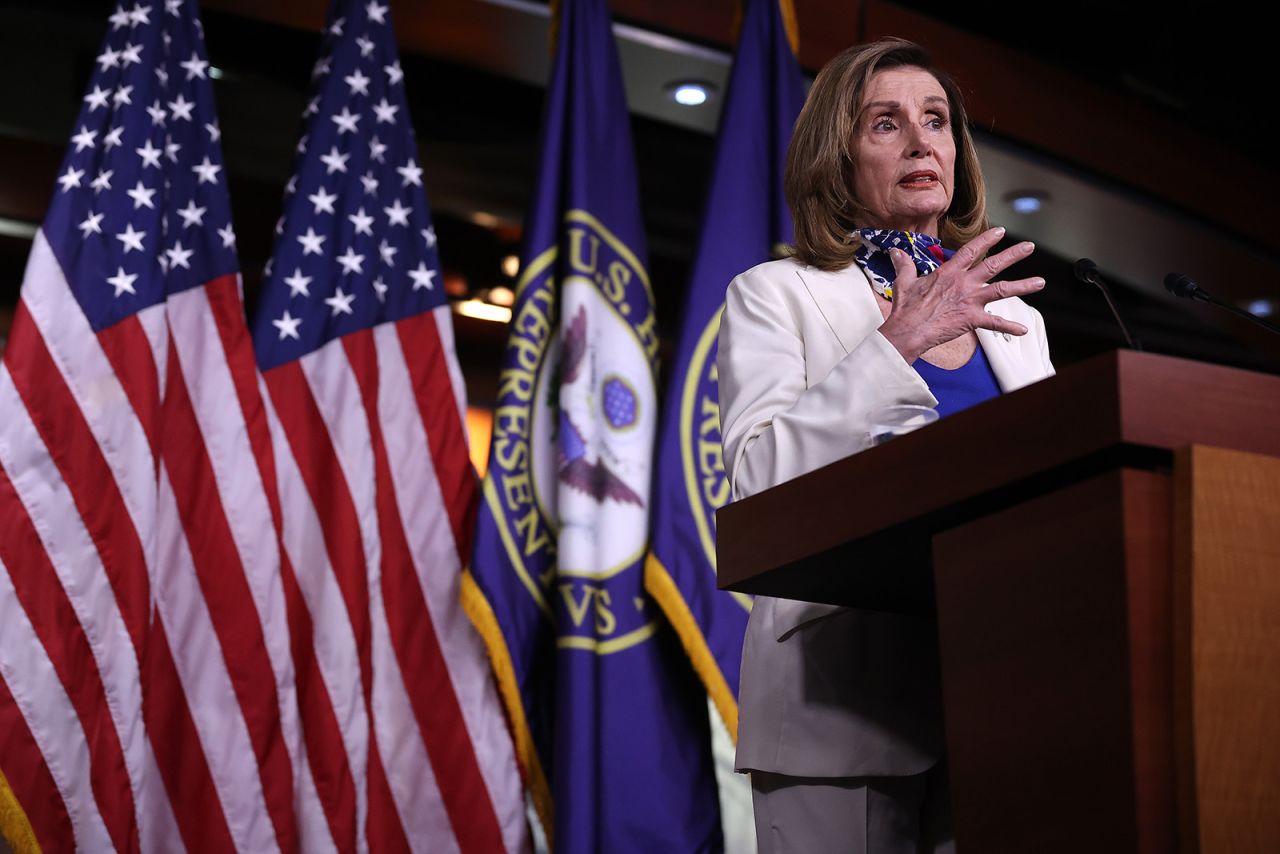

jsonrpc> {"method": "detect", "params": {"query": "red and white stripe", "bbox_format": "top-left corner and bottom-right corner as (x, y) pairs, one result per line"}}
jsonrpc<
(2, 230), (526, 853)
(259, 306), (528, 854)
(0, 232), (300, 853)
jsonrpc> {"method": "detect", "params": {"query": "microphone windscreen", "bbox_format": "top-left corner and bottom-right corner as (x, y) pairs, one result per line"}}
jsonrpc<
(1073, 258), (1100, 285)
(1164, 272), (1200, 299)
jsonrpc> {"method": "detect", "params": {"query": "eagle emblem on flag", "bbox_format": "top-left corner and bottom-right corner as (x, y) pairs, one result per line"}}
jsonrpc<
(556, 305), (644, 507)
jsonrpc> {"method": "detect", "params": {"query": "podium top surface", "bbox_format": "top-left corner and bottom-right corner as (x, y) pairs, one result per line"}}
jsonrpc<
(716, 350), (1280, 600)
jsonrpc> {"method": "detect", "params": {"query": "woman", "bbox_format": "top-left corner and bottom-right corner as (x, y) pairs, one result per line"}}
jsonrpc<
(718, 38), (1055, 852)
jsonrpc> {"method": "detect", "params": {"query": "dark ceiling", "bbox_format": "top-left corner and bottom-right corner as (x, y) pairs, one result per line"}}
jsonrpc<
(910, 2), (1271, 160)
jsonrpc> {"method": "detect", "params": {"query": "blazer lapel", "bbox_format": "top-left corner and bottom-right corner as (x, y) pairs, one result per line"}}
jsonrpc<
(976, 326), (1036, 393)
(793, 264), (882, 356)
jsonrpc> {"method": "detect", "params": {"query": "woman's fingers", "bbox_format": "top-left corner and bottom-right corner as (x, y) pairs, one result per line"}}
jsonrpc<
(971, 275), (1045, 337)
(972, 275), (1044, 338)
(972, 240), (1035, 282)
(946, 226), (1006, 272)
(885, 236), (1044, 346)
(947, 226), (1036, 285)
(974, 310), (1029, 337)
(978, 276), (1045, 304)
(888, 248), (918, 293)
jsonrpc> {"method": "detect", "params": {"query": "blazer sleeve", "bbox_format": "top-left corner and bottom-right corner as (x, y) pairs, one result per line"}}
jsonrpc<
(718, 264), (937, 503)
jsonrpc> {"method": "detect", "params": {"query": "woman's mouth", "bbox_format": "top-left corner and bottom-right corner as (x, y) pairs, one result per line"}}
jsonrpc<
(898, 171), (939, 188)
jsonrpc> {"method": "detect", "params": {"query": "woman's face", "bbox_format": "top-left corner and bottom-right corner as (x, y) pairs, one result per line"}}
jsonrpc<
(851, 66), (956, 236)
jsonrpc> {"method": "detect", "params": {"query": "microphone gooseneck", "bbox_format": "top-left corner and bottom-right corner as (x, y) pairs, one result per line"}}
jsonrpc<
(1165, 272), (1280, 335)
(1072, 258), (1142, 351)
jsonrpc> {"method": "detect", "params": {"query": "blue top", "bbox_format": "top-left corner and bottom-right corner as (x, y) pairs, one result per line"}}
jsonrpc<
(913, 344), (1002, 418)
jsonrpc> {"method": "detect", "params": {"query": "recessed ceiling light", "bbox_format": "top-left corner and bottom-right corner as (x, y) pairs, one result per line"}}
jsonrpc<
(500, 254), (519, 278)
(1005, 190), (1049, 214)
(668, 82), (712, 107)
(1245, 298), (1275, 318)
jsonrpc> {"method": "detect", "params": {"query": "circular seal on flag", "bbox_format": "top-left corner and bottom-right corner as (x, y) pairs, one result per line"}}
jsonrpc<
(509, 211), (663, 654)
(530, 274), (654, 580)
(679, 308), (751, 613)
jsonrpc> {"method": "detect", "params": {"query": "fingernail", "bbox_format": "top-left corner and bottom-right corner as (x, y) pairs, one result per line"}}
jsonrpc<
(994, 227), (1006, 237)
(1022, 241), (1035, 253)
(1034, 277), (1046, 288)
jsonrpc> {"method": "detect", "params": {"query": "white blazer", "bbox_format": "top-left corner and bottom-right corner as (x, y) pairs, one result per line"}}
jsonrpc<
(718, 256), (1054, 777)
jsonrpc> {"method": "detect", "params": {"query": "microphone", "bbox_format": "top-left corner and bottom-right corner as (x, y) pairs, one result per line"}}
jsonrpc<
(1164, 273), (1205, 301)
(1164, 273), (1280, 335)
(1073, 258), (1143, 350)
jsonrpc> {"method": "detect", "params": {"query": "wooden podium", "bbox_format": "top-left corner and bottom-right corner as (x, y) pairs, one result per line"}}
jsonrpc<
(717, 351), (1280, 854)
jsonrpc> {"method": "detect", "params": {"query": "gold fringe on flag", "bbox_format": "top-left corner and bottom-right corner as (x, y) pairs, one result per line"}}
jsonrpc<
(460, 570), (555, 846)
(0, 768), (41, 854)
(644, 554), (741, 741)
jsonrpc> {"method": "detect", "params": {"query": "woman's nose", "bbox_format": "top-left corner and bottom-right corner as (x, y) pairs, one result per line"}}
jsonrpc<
(906, 124), (932, 158)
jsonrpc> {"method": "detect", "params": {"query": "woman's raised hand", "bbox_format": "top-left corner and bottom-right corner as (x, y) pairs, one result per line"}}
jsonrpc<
(877, 226), (1045, 364)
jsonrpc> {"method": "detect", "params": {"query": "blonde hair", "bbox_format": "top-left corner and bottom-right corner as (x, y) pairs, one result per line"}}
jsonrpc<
(785, 38), (988, 271)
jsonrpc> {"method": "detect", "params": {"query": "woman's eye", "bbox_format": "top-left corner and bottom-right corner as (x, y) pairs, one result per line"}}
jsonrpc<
(928, 116), (948, 130)
(873, 118), (896, 131)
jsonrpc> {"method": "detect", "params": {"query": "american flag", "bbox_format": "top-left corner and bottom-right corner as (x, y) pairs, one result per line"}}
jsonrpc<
(249, 0), (527, 852)
(1, 1), (304, 852)
(0, 0), (526, 851)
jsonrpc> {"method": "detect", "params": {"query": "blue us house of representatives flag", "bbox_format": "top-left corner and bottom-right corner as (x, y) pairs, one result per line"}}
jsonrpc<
(644, 0), (806, 745)
(463, 0), (721, 850)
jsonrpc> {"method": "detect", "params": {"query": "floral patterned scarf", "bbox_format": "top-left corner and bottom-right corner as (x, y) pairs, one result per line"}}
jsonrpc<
(852, 228), (953, 301)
